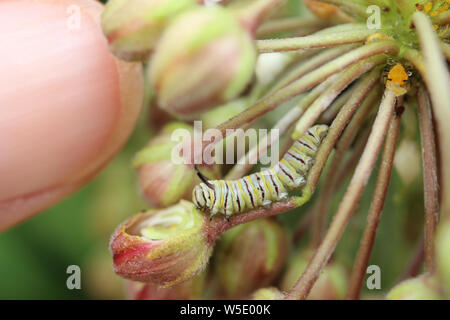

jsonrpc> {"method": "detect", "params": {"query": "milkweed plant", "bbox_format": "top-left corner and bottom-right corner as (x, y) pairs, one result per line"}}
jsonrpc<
(102, 0), (450, 300)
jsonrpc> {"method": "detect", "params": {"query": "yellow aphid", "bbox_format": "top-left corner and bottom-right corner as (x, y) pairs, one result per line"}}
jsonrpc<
(425, 2), (433, 13)
(366, 33), (393, 44)
(386, 63), (409, 96)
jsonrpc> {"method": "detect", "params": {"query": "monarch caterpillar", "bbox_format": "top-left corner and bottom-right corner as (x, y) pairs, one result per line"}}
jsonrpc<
(193, 125), (329, 219)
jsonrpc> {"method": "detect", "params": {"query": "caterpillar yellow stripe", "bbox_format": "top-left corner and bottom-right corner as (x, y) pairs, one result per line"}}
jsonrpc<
(193, 125), (329, 219)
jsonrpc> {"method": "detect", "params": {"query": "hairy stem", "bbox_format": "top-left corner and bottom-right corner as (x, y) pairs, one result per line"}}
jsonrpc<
(268, 45), (359, 95)
(346, 102), (402, 300)
(292, 60), (381, 138)
(285, 87), (397, 300)
(257, 29), (373, 52)
(225, 76), (337, 180)
(413, 12), (450, 219)
(225, 42), (396, 133)
(301, 69), (382, 194)
(335, 126), (372, 185)
(417, 85), (440, 273)
(256, 17), (330, 37)
(206, 197), (298, 240)
(311, 86), (381, 247)
(317, 87), (353, 124)
(196, 42), (397, 163)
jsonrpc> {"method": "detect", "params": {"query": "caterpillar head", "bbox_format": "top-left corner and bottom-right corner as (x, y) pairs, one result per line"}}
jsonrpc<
(311, 124), (329, 142)
(193, 183), (212, 211)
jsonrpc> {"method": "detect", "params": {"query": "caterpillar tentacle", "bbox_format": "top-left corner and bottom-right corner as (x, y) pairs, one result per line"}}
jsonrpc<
(193, 125), (329, 219)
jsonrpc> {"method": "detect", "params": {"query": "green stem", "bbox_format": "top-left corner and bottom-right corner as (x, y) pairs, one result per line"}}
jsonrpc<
(318, 86), (354, 123)
(417, 85), (440, 273)
(285, 87), (397, 300)
(212, 41), (398, 145)
(225, 75), (338, 180)
(257, 29), (373, 52)
(311, 86), (381, 248)
(345, 100), (402, 300)
(292, 59), (383, 139)
(268, 44), (359, 94)
(413, 12), (450, 220)
(256, 17), (331, 38)
(301, 69), (382, 196)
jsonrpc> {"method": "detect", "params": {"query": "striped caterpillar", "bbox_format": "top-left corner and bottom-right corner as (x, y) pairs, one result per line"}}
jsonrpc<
(192, 125), (329, 219)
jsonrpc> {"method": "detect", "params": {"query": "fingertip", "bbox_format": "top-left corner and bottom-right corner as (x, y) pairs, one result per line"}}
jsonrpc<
(0, 0), (144, 230)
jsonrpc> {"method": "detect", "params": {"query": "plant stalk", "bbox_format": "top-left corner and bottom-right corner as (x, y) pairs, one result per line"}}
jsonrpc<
(417, 85), (440, 273)
(413, 12), (450, 219)
(345, 101), (402, 300)
(285, 87), (397, 300)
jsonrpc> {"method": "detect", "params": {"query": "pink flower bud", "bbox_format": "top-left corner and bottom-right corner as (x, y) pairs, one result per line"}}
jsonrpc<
(101, 0), (198, 61)
(214, 218), (289, 298)
(149, 6), (256, 118)
(133, 122), (221, 207)
(110, 200), (214, 286)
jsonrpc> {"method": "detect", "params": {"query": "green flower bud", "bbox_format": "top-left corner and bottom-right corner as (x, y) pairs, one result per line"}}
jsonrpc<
(214, 218), (289, 298)
(101, 0), (198, 61)
(436, 219), (450, 297)
(125, 271), (206, 299)
(133, 122), (220, 207)
(110, 200), (214, 286)
(149, 6), (256, 118)
(251, 287), (285, 300)
(280, 249), (348, 300)
(386, 275), (443, 300)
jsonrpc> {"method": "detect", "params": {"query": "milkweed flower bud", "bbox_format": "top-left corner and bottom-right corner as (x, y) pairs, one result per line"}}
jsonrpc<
(110, 200), (214, 286)
(149, 6), (256, 118)
(214, 218), (289, 298)
(101, 0), (198, 61)
(280, 249), (348, 300)
(436, 219), (450, 297)
(125, 271), (206, 300)
(386, 275), (443, 300)
(251, 287), (285, 300)
(133, 122), (220, 207)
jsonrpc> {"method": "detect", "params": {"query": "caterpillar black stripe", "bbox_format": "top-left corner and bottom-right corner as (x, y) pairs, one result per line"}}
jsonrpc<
(192, 125), (329, 219)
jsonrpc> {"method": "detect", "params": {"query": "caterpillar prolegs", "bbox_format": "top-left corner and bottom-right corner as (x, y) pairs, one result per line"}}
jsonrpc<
(192, 125), (329, 219)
